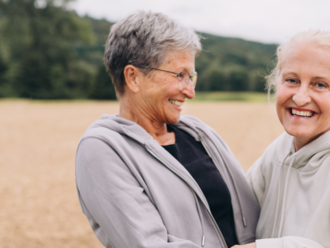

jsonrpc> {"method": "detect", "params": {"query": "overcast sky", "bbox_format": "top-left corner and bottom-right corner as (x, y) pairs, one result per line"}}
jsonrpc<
(70, 0), (330, 44)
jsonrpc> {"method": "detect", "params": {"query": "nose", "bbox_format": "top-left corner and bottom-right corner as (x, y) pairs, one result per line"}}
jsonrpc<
(181, 81), (195, 99)
(292, 84), (311, 106)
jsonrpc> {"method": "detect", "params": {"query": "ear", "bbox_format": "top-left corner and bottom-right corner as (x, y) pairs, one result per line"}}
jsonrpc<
(124, 65), (141, 93)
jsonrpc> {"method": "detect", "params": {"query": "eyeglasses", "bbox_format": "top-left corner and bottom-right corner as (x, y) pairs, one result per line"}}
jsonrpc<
(137, 66), (198, 90)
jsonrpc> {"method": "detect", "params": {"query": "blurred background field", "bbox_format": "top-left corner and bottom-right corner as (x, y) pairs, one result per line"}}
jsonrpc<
(0, 100), (283, 248)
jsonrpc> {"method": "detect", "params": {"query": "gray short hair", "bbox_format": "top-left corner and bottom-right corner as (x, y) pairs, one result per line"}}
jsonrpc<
(104, 11), (202, 96)
(266, 29), (330, 96)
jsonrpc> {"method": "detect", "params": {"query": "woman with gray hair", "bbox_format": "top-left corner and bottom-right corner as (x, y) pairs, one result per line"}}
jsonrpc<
(235, 30), (330, 248)
(75, 11), (259, 248)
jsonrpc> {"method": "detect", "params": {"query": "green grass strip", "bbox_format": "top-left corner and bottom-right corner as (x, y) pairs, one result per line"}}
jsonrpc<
(191, 91), (269, 102)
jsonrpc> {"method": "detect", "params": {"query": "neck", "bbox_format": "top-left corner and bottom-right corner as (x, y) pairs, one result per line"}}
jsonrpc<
(293, 131), (328, 151)
(118, 94), (175, 145)
(293, 138), (306, 151)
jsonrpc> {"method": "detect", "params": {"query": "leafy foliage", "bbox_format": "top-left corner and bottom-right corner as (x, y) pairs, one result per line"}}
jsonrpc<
(89, 64), (116, 100)
(0, 2), (277, 99)
(195, 33), (277, 92)
(0, 0), (103, 99)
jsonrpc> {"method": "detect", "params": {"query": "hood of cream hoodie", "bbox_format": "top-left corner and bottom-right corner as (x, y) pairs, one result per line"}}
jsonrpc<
(247, 130), (330, 248)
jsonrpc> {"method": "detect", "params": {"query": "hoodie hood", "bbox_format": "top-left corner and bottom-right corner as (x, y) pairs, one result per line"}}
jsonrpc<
(84, 114), (205, 146)
(84, 114), (152, 146)
(277, 131), (330, 172)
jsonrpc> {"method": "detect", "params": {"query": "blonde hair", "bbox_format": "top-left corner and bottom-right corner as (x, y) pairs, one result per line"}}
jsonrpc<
(266, 29), (330, 96)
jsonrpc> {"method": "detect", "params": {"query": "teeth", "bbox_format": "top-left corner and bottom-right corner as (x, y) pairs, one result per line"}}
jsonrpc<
(169, 99), (183, 107)
(291, 109), (313, 117)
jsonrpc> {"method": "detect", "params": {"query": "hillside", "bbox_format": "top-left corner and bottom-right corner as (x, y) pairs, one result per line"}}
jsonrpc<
(0, 1), (278, 99)
(196, 33), (277, 91)
(78, 17), (278, 93)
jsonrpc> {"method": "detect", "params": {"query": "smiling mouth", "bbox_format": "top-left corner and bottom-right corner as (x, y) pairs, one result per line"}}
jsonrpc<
(169, 99), (183, 107)
(289, 108), (315, 118)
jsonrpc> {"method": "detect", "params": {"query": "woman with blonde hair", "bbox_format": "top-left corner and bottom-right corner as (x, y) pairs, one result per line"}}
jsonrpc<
(239, 30), (330, 248)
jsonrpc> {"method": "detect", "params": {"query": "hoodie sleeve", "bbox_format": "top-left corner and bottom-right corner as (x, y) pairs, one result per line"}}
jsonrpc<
(256, 236), (324, 248)
(76, 137), (201, 248)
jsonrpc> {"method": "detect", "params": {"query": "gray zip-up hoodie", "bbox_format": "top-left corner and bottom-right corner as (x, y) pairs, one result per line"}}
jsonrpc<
(76, 114), (260, 248)
(247, 131), (330, 248)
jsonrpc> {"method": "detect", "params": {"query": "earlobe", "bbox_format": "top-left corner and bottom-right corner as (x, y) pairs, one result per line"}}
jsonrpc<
(124, 65), (140, 93)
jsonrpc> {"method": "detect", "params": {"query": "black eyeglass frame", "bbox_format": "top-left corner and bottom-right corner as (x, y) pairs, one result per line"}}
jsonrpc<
(137, 66), (198, 89)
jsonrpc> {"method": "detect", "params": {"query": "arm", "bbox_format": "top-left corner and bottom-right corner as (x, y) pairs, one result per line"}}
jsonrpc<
(76, 138), (200, 248)
(256, 237), (324, 248)
(232, 237), (324, 248)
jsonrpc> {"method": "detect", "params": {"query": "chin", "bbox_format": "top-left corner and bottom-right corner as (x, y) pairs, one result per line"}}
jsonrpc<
(166, 115), (181, 124)
(285, 127), (310, 138)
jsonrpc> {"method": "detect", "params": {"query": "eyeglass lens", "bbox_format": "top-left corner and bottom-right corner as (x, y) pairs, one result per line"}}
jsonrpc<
(178, 71), (197, 89)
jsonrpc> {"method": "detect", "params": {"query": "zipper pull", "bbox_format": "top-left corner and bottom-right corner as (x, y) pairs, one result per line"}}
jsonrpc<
(201, 235), (205, 247)
(243, 217), (247, 227)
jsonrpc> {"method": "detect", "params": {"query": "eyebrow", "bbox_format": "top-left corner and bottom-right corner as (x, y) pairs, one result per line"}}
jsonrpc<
(281, 71), (299, 77)
(281, 71), (330, 80)
(177, 67), (195, 74)
(312, 76), (330, 81)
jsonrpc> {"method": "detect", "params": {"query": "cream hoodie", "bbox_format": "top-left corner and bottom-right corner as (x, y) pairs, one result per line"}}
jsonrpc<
(247, 131), (330, 248)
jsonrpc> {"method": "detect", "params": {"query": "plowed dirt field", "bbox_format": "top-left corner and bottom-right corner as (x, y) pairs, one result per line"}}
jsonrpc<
(0, 100), (283, 248)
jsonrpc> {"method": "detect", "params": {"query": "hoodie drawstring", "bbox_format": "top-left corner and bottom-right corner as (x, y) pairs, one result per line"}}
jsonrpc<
(271, 151), (294, 238)
(277, 157), (295, 237)
(193, 193), (206, 247)
(226, 168), (247, 227)
(232, 171), (247, 227)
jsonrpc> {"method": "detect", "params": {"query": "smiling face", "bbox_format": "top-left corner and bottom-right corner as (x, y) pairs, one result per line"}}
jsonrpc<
(137, 50), (196, 125)
(276, 43), (330, 150)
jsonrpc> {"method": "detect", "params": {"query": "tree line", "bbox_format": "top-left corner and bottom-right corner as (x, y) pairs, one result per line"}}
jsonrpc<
(0, 0), (277, 100)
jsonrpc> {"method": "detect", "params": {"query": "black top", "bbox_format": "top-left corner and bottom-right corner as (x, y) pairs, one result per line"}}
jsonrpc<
(162, 124), (238, 247)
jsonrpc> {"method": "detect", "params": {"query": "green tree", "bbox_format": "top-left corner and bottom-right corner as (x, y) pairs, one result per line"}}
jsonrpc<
(89, 64), (116, 100)
(200, 65), (228, 91)
(0, 2), (277, 98)
(226, 65), (249, 91)
(0, 55), (7, 97)
(0, 55), (6, 82)
(248, 69), (267, 92)
(195, 32), (277, 92)
(0, 0), (95, 99)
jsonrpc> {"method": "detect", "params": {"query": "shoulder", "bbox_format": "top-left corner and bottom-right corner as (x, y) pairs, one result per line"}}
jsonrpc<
(76, 118), (131, 166)
(179, 115), (216, 135)
(179, 115), (207, 127)
(249, 132), (292, 173)
(82, 115), (121, 139)
(177, 115), (221, 142)
(79, 114), (150, 149)
(264, 132), (293, 162)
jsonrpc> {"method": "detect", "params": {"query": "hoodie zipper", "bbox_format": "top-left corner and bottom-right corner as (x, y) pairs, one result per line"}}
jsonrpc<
(193, 193), (206, 247)
(145, 145), (228, 248)
(197, 131), (246, 230)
